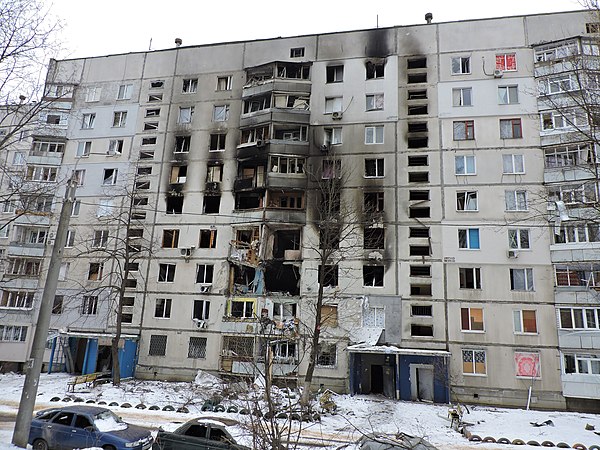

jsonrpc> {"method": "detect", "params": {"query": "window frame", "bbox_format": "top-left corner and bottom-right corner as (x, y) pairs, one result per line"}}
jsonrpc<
(453, 120), (475, 141)
(462, 349), (486, 376)
(451, 56), (471, 75)
(460, 307), (484, 332)
(458, 228), (480, 250)
(452, 87), (472, 107)
(513, 309), (538, 334)
(454, 155), (476, 175)
(510, 268), (534, 292)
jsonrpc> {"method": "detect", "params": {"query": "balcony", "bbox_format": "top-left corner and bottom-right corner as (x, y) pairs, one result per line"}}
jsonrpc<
(267, 172), (306, 190)
(7, 242), (46, 258)
(240, 108), (310, 129)
(234, 175), (265, 192)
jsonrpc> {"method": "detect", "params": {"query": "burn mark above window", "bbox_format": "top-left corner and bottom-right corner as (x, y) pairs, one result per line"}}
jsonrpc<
(366, 60), (384, 79)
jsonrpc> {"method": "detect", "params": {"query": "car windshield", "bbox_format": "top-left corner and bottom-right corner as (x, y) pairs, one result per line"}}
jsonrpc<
(94, 410), (128, 432)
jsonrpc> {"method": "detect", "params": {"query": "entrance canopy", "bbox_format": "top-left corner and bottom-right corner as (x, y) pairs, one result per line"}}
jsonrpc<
(347, 343), (451, 358)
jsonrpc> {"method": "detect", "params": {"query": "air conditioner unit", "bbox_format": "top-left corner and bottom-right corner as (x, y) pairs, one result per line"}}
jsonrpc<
(332, 111), (343, 120)
(494, 69), (504, 78)
(196, 320), (206, 329)
(180, 247), (195, 257)
(256, 139), (265, 147)
(507, 250), (518, 258)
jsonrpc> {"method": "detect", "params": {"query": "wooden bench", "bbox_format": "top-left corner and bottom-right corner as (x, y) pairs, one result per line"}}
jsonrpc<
(66, 372), (109, 392)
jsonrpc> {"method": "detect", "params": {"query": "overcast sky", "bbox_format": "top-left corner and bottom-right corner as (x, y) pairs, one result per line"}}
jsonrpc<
(50, 0), (584, 59)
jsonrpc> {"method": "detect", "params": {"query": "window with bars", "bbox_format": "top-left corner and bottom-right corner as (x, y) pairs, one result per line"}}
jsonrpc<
(222, 335), (254, 358)
(149, 335), (167, 356)
(188, 337), (207, 359)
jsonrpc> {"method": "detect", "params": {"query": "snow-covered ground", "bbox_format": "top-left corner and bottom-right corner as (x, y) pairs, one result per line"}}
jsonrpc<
(0, 372), (598, 449)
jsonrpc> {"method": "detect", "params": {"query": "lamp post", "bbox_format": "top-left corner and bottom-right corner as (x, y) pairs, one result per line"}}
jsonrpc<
(12, 176), (77, 447)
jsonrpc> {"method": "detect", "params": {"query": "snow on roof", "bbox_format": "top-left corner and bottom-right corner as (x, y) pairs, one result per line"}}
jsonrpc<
(349, 327), (384, 346)
(347, 343), (451, 357)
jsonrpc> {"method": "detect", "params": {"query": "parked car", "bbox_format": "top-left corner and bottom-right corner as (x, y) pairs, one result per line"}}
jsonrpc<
(152, 417), (250, 450)
(28, 405), (153, 450)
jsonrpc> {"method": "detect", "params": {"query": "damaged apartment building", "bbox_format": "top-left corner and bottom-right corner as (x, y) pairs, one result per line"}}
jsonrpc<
(3, 9), (600, 411)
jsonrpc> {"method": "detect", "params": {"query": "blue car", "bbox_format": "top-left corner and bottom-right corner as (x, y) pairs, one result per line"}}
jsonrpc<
(28, 405), (153, 450)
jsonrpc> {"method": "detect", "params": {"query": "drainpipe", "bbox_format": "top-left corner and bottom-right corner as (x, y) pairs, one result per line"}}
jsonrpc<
(395, 353), (401, 400)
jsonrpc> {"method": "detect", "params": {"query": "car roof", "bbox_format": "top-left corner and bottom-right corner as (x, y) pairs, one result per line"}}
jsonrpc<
(186, 416), (240, 427)
(40, 405), (110, 415)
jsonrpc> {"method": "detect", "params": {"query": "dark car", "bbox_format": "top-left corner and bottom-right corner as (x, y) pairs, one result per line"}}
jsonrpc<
(28, 405), (153, 450)
(152, 417), (250, 450)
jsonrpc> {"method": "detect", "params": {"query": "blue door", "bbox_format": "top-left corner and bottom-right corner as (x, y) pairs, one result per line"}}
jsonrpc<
(119, 339), (138, 379)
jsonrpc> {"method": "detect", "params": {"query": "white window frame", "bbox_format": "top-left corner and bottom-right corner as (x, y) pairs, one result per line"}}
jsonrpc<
(510, 268), (534, 291)
(456, 191), (478, 211)
(498, 85), (519, 104)
(462, 349), (486, 376)
(513, 309), (538, 334)
(117, 84), (133, 100)
(365, 126), (384, 144)
(502, 154), (525, 174)
(178, 106), (194, 124)
(325, 97), (343, 114)
(366, 93), (384, 111)
(82, 113), (96, 129)
(452, 87), (472, 106)
(85, 86), (101, 102)
(460, 307), (484, 331)
(213, 105), (230, 122)
(454, 155), (476, 175)
(154, 298), (172, 319)
(508, 228), (530, 250)
(451, 56), (471, 75)
(505, 190), (528, 211)
(182, 78), (198, 93)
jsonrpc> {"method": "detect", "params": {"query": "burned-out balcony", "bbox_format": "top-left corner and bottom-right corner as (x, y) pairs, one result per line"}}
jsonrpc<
(229, 241), (260, 267)
(240, 108), (310, 129)
(234, 175), (266, 192)
(244, 61), (311, 90)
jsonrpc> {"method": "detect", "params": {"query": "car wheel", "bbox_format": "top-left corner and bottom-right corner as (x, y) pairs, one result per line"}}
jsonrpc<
(102, 446), (116, 450)
(32, 439), (49, 450)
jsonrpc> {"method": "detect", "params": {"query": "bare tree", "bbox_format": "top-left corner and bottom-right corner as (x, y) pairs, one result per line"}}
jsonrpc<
(67, 178), (155, 386)
(299, 150), (363, 406)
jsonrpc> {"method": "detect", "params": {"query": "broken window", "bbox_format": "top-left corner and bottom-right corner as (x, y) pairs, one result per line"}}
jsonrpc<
(144, 122), (158, 130)
(411, 283), (432, 296)
(365, 158), (384, 177)
(182, 78), (198, 93)
(213, 105), (229, 122)
(322, 159), (341, 179)
(229, 298), (254, 319)
(317, 343), (336, 366)
(270, 155), (305, 174)
(364, 227), (385, 249)
(166, 196), (184, 214)
(135, 180), (150, 190)
(142, 137), (157, 145)
(408, 105), (428, 115)
(199, 229), (217, 248)
(158, 263), (176, 282)
(268, 191), (304, 209)
(193, 300), (210, 320)
(366, 61), (384, 79)
(102, 168), (118, 185)
(148, 93), (162, 102)
(410, 265), (431, 277)
(407, 90), (427, 100)
(178, 106), (194, 124)
(409, 206), (430, 218)
(162, 229), (180, 248)
(407, 57), (427, 69)
(240, 126), (269, 144)
(319, 265), (338, 287)
(409, 228), (429, 238)
(203, 195), (221, 214)
(320, 224), (340, 250)
(210, 133), (226, 151)
(97, 198), (114, 217)
(134, 197), (148, 206)
(456, 191), (478, 211)
(364, 192), (384, 213)
(82, 113), (95, 129)
(273, 302), (297, 320)
(76, 141), (91, 157)
(408, 137), (428, 148)
(112, 111), (127, 127)
(244, 95), (270, 113)
(326, 65), (344, 83)
(108, 139), (123, 155)
(81, 296), (98, 315)
(290, 47), (305, 58)
(451, 56), (471, 74)
(170, 165), (187, 184)
(222, 336), (254, 358)
(175, 135), (190, 153)
(321, 305), (338, 328)
(407, 73), (427, 84)
(87, 263), (104, 281)
(150, 80), (164, 89)
(411, 324), (434, 336)
(207, 164), (223, 183)
(408, 155), (428, 166)
(363, 266), (384, 287)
